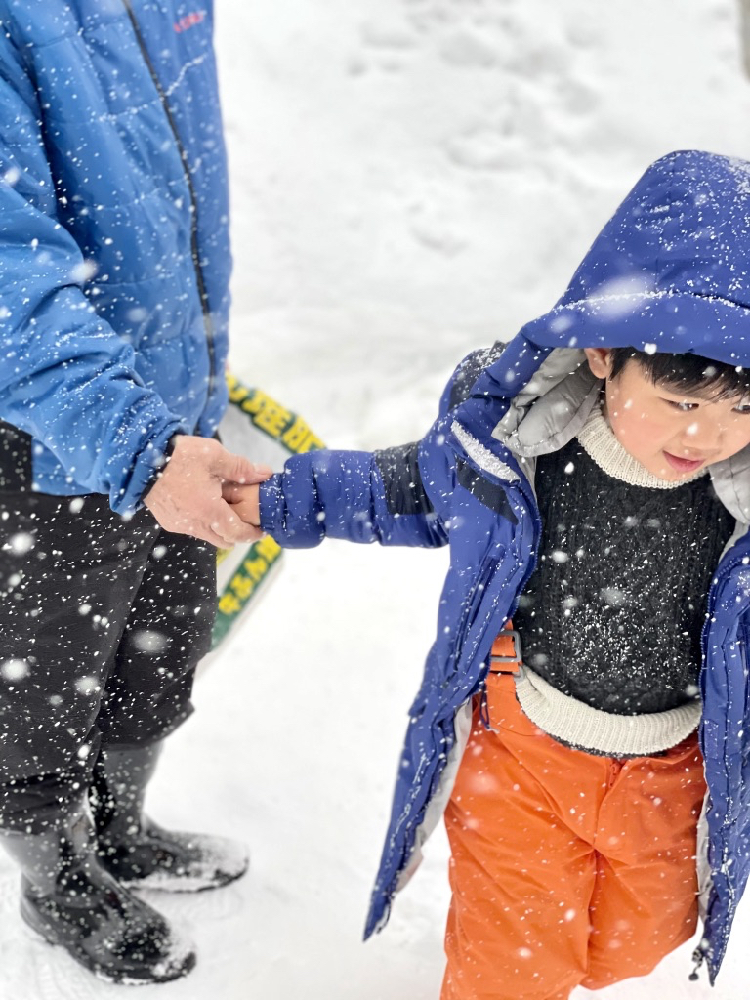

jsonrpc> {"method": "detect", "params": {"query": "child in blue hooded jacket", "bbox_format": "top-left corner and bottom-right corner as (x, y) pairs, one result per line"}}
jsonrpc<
(228, 150), (750, 998)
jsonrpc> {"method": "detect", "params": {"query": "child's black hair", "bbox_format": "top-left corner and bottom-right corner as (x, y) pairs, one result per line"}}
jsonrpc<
(609, 348), (750, 400)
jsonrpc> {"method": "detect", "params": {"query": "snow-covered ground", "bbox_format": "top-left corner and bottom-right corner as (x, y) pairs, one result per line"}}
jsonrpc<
(3, 1), (750, 997)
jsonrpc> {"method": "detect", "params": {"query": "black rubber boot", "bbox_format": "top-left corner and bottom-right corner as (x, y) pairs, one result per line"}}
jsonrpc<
(92, 744), (248, 893)
(0, 806), (195, 985)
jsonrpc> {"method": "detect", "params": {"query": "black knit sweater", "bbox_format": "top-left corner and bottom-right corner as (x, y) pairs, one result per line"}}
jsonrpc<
(512, 436), (735, 714)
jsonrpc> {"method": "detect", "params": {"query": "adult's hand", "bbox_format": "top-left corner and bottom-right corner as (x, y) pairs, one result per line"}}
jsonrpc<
(143, 435), (272, 548)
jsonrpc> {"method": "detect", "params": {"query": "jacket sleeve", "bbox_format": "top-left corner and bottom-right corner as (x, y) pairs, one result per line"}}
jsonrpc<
(258, 343), (512, 549)
(259, 445), (448, 549)
(0, 31), (185, 515)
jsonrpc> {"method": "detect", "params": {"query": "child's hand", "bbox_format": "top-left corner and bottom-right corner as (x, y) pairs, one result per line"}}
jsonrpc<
(222, 481), (264, 526)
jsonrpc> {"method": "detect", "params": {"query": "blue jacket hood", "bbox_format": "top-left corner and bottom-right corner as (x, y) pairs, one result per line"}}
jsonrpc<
(474, 151), (750, 411)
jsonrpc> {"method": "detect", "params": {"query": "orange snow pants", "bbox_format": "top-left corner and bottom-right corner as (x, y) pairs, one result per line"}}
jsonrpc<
(442, 668), (706, 1000)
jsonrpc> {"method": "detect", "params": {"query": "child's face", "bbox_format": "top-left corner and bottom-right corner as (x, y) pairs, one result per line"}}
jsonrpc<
(584, 348), (750, 480)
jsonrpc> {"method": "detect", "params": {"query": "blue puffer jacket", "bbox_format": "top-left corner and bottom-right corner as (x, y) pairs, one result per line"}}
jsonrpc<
(261, 150), (750, 984)
(0, 0), (230, 514)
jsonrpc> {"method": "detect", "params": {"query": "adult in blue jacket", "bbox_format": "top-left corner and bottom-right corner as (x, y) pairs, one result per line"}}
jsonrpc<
(240, 151), (750, 993)
(0, 1), (267, 985)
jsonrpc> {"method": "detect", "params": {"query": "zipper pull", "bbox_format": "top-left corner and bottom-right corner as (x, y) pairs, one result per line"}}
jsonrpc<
(688, 945), (705, 982)
(479, 683), (491, 729)
(478, 683), (490, 730)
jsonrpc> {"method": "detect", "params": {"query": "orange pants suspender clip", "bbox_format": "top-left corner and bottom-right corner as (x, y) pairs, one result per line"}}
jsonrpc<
(488, 619), (522, 675)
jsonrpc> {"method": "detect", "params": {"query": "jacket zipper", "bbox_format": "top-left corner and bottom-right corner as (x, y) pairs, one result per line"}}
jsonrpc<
(696, 540), (750, 982)
(120, 0), (217, 404)
(454, 462), (541, 679)
(700, 543), (750, 695)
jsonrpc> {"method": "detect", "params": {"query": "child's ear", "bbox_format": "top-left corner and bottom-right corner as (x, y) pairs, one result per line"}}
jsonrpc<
(583, 348), (613, 380)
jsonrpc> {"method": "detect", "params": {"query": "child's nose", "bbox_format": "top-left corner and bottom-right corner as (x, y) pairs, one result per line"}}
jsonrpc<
(683, 419), (722, 452)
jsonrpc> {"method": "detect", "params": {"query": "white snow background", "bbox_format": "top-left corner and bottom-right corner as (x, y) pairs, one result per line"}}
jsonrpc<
(2, 1), (750, 998)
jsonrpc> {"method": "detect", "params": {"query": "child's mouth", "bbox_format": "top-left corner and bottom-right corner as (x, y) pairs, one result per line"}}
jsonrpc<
(663, 452), (705, 473)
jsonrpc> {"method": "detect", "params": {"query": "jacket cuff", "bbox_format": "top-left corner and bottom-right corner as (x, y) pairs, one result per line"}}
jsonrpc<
(137, 432), (186, 506)
(259, 475), (284, 535)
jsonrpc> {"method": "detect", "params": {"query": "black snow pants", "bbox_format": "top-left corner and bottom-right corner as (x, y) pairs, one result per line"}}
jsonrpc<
(0, 490), (216, 832)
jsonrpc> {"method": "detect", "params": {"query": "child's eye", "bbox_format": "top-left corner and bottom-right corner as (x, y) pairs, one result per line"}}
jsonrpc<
(733, 403), (750, 415)
(665, 399), (697, 412)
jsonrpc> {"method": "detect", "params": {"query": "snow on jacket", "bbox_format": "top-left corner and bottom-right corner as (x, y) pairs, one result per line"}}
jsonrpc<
(261, 150), (750, 984)
(0, 0), (230, 514)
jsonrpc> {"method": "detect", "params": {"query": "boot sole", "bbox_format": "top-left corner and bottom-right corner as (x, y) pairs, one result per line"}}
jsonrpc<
(97, 832), (250, 895)
(120, 859), (249, 894)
